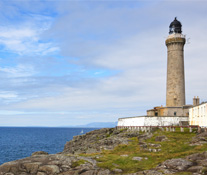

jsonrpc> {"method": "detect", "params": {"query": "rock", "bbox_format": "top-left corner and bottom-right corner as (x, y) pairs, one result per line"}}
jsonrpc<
(63, 128), (133, 154)
(155, 136), (167, 142)
(147, 148), (161, 152)
(196, 159), (207, 166)
(0, 154), (104, 175)
(31, 151), (49, 156)
(37, 173), (47, 175)
(19, 173), (28, 175)
(23, 162), (41, 173)
(157, 158), (193, 171)
(139, 143), (148, 149)
(126, 132), (139, 137)
(159, 169), (173, 174)
(126, 172), (144, 175)
(113, 168), (123, 173)
(131, 156), (147, 161)
(80, 170), (97, 175)
(38, 165), (60, 174)
(148, 143), (161, 148)
(143, 170), (164, 175)
(59, 170), (79, 175)
(153, 149), (161, 152)
(2, 128), (207, 175)
(97, 169), (111, 175)
(187, 166), (203, 173)
(186, 152), (207, 161)
(126, 170), (164, 175)
(132, 157), (143, 161)
(0, 162), (15, 173)
(138, 133), (153, 141)
(191, 132), (207, 145)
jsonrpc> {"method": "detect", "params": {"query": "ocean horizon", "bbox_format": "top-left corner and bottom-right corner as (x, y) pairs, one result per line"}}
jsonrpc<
(0, 127), (98, 165)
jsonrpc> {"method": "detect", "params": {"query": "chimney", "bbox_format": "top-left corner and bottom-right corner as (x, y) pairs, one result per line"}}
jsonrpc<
(193, 96), (200, 106)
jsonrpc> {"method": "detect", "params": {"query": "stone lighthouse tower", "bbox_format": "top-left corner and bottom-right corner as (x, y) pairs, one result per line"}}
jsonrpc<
(147, 18), (190, 117)
(166, 17), (186, 107)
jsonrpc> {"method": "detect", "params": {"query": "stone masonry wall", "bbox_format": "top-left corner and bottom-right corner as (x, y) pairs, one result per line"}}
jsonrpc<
(166, 36), (186, 107)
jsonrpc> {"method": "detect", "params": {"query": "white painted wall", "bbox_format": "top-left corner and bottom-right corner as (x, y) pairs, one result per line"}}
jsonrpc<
(117, 116), (189, 127)
(189, 103), (207, 127)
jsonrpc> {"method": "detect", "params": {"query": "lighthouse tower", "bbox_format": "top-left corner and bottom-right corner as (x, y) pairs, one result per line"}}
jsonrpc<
(117, 18), (191, 128)
(166, 18), (186, 107)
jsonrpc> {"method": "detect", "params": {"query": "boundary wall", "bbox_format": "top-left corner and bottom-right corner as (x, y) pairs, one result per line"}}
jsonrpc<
(116, 125), (199, 133)
(117, 116), (189, 127)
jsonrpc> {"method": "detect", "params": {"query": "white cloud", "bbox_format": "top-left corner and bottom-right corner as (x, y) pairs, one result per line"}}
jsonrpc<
(0, 14), (59, 56)
(0, 28), (36, 39)
(0, 64), (36, 78)
(0, 91), (17, 99)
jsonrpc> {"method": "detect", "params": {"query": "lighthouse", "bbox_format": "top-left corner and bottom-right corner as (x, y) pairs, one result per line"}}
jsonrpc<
(166, 17), (186, 107)
(117, 18), (192, 128)
(146, 18), (191, 117)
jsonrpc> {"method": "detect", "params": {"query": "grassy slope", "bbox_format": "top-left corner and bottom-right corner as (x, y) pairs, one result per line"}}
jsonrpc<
(81, 128), (207, 174)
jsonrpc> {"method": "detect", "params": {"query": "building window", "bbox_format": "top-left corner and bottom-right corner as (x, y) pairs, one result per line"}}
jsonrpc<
(155, 112), (158, 116)
(174, 112), (176, 116)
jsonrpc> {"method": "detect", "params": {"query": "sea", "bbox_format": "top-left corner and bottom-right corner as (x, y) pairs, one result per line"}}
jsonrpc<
(0, 127), (98, 165)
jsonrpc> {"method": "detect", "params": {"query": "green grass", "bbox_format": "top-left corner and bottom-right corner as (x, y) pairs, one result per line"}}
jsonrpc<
(79, 129), (207, 174)
(174, 172), (193, 175)
(71, 159), (87, 168)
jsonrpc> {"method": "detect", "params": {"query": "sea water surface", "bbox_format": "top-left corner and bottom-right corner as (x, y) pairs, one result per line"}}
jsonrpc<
(0, 127), (98, 165)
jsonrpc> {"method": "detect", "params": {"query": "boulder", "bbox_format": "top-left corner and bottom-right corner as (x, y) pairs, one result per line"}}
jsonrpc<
(157, 158), (193, 171)
(187, 166), (203, 173)
(155, 136), (167, 142)
(132, 157), (143, 161)
(0, 154), (108, 175)
(113, 168), (123, 173)
(186, 152), (207, 161)
(31, 151), (49, 156)
(196, 159), (207, 166)
(191, 132), (207, 145)
(38, 165), (60, 174)
(138, 133), (153, 141)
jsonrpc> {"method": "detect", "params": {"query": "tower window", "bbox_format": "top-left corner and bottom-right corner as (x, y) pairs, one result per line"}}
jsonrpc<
(174, 112), (177, 116)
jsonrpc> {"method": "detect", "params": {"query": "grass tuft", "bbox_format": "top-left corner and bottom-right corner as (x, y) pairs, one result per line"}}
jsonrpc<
(71, 159), (87, 168)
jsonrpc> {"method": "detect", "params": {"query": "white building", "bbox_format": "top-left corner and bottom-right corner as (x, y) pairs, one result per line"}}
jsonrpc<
(189, 102), (207, 127)
(118, 116), (189, 127)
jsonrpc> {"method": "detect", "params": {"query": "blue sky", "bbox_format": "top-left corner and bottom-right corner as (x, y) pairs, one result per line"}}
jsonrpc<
(0, 0), (207, 126)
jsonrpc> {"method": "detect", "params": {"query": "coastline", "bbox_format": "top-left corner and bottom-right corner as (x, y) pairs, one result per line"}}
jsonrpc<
(1, 127), (207, 174)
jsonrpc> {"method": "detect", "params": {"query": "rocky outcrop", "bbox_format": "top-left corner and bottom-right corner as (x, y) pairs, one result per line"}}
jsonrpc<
(63, 128), (135, 154)
(0, 128), (135, 175)
(2, 128), (207, 175)
(154, 151), (207, 174)
(191, 131), (207, 145)
(155, 135), (168, 142)
(0, 153), (110, 175)
(127, 151), (207, 174)
(156, 158), (194, 173)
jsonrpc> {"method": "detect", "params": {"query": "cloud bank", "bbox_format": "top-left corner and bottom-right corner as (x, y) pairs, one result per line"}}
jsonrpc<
(0, 1), (207, 126)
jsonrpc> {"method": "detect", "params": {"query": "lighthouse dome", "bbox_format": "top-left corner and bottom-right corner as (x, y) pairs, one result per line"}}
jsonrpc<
(169, 17), (182, 34)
